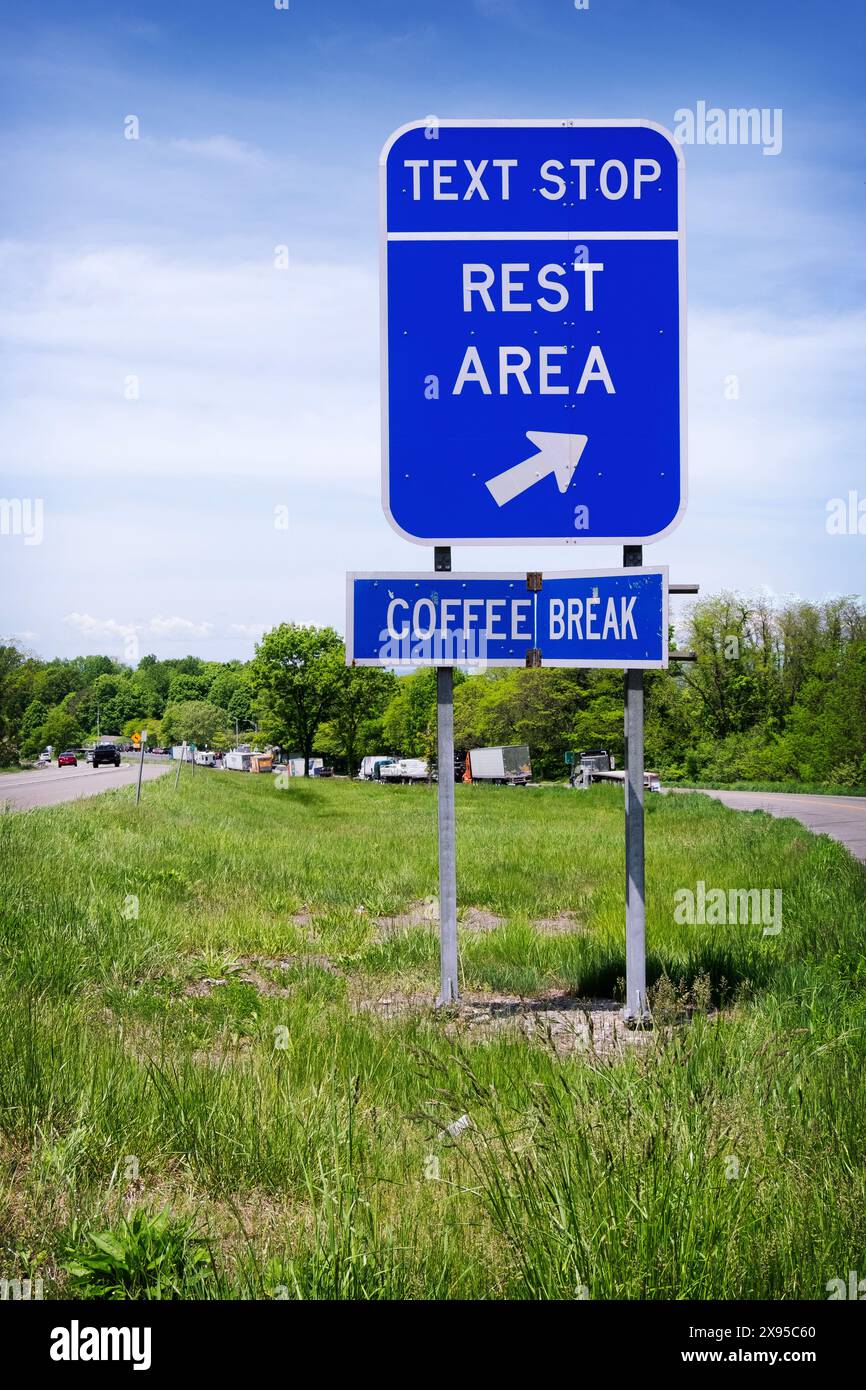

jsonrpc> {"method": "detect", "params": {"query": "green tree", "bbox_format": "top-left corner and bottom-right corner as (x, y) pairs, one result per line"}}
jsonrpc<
(161, 700), (230, 749)
(381, 668), (468, 763)
(41, 707), (83, 753)
(318, 666), (397, 773)
(0, 642), (36, 752)
(19, 698), (49, 755)
(167, 673), (209, 704)
(251, 624), (344, 774)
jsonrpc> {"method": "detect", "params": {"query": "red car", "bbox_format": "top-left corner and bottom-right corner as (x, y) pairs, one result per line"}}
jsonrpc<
(58, 751), (78, 767)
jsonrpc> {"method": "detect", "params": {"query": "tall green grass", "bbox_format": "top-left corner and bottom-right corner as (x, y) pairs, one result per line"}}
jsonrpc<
(0, 773), (864, 1298)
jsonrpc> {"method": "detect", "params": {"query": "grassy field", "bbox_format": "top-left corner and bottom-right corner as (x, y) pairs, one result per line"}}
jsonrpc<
(1, 771), (864, 1300)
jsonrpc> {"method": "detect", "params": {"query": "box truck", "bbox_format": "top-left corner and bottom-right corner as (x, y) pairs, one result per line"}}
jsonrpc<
(464, 745), (531, 785)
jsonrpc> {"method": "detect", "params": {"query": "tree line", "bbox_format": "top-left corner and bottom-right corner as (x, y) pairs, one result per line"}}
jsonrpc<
(1, 592), (863, 786)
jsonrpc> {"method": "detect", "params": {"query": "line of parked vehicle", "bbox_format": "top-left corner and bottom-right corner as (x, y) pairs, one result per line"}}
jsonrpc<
(357, 745), (533, 785)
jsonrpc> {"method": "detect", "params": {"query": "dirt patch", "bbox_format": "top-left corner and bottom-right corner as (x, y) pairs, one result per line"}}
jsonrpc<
(373, 900), (508, 939)
(372, 900), (587, 939)
(185, 977), (230, 998)
(184, 954), (340, 998)
(238, 952), (338, 974)
(355, 988), (655, 1057)
(374, 898), (438, 938)
(532, 912), (585, 935)
(461, 907), (506, 932)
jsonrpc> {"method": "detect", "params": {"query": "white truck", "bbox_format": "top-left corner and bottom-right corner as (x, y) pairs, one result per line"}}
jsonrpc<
(358, 755), (393, 781)
(465, 745), (532, 785)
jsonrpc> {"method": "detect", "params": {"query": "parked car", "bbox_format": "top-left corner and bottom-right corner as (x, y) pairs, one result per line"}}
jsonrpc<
(85, 749), (94, 764)
(58, 751), (78, 767)
(92, 744), (121, 768)
(37, 750), (52, 765)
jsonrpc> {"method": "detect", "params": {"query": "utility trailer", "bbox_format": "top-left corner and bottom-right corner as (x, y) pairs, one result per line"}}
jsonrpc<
(463, 745), (532, 785)
(379, 757), (429, 784)
(280, 757), (323, 777)
(569, 748), (661, 793)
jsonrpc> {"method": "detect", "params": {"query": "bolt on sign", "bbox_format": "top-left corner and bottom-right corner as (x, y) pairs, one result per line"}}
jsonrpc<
(379, 119), (686, 545)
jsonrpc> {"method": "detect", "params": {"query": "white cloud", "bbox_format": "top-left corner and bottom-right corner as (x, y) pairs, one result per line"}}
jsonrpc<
(0, 242), (378, 486)
(64, 613), (137, 640)
(64, 613), (213, 640)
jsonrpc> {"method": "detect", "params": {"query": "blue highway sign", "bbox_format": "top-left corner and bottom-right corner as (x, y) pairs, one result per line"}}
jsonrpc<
(380, 119), (685, 545)
(347, 568), (668, 669)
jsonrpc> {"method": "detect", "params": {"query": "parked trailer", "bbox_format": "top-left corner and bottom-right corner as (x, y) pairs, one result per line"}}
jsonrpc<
(223, 749), (251, 771)
(379, 757), (429, 784)
(282, 757), (323, 777)
(171, 745), (195, 763)
(570, 749), (661, 793)
(465, 745), (532, 785)
(194, 750), (216, 767)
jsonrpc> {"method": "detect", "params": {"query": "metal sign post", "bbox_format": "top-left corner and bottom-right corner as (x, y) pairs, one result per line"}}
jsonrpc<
(174, 741), (186, 790)
(135, 730), (147, 807)
(434, 546), (459, 1004)
(623, 546), (649, 1025)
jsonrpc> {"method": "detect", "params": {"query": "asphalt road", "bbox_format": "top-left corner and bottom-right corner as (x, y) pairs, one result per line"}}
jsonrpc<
(680, 788), (866, 862)
(0, 762), (169, 812)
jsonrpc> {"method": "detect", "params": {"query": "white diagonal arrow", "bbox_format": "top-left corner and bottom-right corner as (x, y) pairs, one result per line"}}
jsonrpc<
(485, 431), (588, 507)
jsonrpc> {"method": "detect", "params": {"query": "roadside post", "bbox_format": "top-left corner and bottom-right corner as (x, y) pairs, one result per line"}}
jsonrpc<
(434, 546), (459, 1003)
(174, 742), (187, 790)
(369, 118), (687, 1018)
(622, 546), (648, 1025)
(135, 730), (147, 808)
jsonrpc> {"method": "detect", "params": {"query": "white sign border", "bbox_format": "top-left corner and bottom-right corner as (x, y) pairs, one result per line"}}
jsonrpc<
(346, 565), (669, 669)
(378, 118), (687, 548)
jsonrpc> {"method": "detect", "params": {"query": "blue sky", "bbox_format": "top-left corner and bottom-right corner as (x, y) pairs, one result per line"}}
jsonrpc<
(1, 0), (864, 661)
